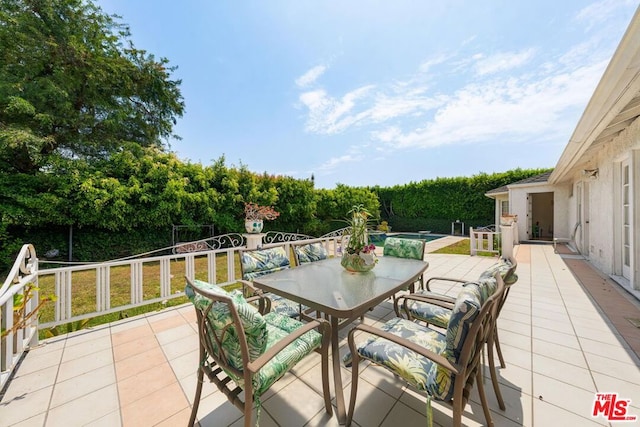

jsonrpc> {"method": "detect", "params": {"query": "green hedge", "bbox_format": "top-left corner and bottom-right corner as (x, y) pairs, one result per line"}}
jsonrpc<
(1, 148), (548, 272)
(374, 168), (551, 233)
(9, 225), (171, 265)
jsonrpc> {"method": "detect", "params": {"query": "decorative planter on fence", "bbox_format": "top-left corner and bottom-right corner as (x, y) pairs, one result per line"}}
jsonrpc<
(500, 214), (518, 226)
(244, 219), (264, 233)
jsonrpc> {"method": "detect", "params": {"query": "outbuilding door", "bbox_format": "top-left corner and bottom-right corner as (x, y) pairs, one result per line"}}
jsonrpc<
(527, 192), (554, 240)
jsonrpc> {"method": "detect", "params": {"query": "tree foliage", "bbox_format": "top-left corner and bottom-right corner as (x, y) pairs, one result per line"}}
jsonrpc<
(0, 1), (553, 271)
(1, 156), (548, 268)
(0, 0), (185, 173)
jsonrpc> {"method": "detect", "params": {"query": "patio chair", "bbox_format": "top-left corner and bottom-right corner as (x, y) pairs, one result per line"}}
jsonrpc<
(395, 256), (517, 368)
(186, 277), (332, 427)
(383, 236), (427, 292)
(344, 273), (505, 427)
(393, 256), (517, 410)
(239, 246), (306, 318)
(292, 241), (328, 265)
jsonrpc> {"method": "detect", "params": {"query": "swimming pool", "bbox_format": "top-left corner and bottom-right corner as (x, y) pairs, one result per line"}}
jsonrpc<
(368, 232), (445, 246)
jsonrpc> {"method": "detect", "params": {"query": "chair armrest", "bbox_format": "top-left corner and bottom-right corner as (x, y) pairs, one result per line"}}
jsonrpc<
(402, 293), (456, 307)
(425, 276), (468, 287)
(238, 279), (262, 297)
(247, 318), (331, 373)
(349, 323), (460, 375)
(414, 292), (456, 304)
(245, 294), (271, 314)
(394, 293), (456, 320)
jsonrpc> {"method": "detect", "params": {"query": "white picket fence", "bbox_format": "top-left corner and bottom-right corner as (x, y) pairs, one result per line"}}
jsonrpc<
(1, 226), (507, 389)
(0, 231), (347, 389)
(469, 227), (501, 256)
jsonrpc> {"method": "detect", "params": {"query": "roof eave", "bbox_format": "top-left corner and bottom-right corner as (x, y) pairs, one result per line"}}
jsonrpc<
(484, 190), (508, 199)
(550, 7), (640, 185)
(508, 181), (549, 189)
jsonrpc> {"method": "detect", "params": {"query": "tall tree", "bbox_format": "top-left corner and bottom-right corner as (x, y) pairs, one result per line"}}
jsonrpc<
(0, 0), (185, 173)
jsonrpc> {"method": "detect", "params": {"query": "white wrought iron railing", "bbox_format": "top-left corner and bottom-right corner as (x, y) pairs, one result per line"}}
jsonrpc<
(1, 244), (39, 389)
(35, 231), (347, 331)
(0, 230), (352, 387)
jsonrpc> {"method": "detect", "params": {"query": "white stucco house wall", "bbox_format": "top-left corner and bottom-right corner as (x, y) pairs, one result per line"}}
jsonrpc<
(487, 7), (640, 296)
(485, 171), (567, 243)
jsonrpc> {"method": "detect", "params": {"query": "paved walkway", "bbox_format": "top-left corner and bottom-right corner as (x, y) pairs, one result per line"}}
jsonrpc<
(2, 244), (640, 426)
(561, 257), (640, 360)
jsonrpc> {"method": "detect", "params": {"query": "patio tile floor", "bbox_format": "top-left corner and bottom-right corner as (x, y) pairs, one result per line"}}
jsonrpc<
(2, 243), (640, 426)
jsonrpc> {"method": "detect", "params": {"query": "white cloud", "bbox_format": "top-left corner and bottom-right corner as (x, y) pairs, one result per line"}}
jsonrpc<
(575, 0), (635, 30)
(373, 58), (608, 149)
(370, 126), (402, 143)
(368, 91), (444, 122)
(474, 49), (536, 76)
(298, 80), (451, 135)
(296, 11), (623, 160)
(419, 53), (451, 73)
(316, 153), (362, 172)
(461, 35), (477, 46)
(295, 65), (327, 88)
(298, 85), (375, 134)
(299, 89), (329, 112)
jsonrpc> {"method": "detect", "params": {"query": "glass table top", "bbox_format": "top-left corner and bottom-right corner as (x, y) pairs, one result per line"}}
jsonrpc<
(253, 257), (428, 317)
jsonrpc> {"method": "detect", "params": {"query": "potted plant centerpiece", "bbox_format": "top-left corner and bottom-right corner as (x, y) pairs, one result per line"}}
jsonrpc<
(341, 204), (378, 272)
(244, 202), (279, 233)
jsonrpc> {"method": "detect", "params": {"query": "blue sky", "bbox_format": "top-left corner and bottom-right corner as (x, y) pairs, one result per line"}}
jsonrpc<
(98, 0), (637, 189)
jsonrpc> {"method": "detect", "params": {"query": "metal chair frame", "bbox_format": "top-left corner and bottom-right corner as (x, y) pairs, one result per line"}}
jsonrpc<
(186, 277), (332, 427)
(346, 273), (505, 427)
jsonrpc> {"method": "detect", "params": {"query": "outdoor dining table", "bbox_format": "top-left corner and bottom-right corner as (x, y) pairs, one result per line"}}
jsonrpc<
(252, 256), (429, 425)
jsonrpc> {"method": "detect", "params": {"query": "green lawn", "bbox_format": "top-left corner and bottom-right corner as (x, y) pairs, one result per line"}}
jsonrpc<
(431, 238), (498, 257)
(38, 252), (245, 338)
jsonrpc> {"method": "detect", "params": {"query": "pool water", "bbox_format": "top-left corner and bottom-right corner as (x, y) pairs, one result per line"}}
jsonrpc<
(368, 232), (444, 246)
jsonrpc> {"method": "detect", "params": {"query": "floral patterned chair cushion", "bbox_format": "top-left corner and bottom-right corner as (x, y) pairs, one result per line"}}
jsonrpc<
(256, 312), (323, 395)
(405, 277), (497, 329)
(240, 246), (305, 318)
(186, 279), (323, 397)
(383, 237), (426, 260)
(480, 257), (518, 285)
(241, 246), (291, 281)
(261, 295), (303, 318)
(343, 318), (451, 398)
(186, 279), (267, 371)
(342, 275), (504, 427)
(344, 284), (486, 401)
(404, 283), (479, 330)
(405, 259), (508, 327)
(293, 242), (328, 265)
(444, 282), (486, 360)
(383, 237), (427, 291)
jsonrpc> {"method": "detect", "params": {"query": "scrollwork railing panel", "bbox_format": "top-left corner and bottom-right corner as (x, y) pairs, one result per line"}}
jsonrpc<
(320, 227), (351, 239)
(173, 233), (245, 253)
(263, 231), (315, 245)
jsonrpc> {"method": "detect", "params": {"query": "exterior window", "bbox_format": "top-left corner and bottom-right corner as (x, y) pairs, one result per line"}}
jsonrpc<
(623, 163), (631, 276)
(501, 200), (510, 215)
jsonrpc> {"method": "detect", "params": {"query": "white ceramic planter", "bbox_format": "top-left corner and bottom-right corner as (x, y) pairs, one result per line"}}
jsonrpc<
(245, 219), (264, 233)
